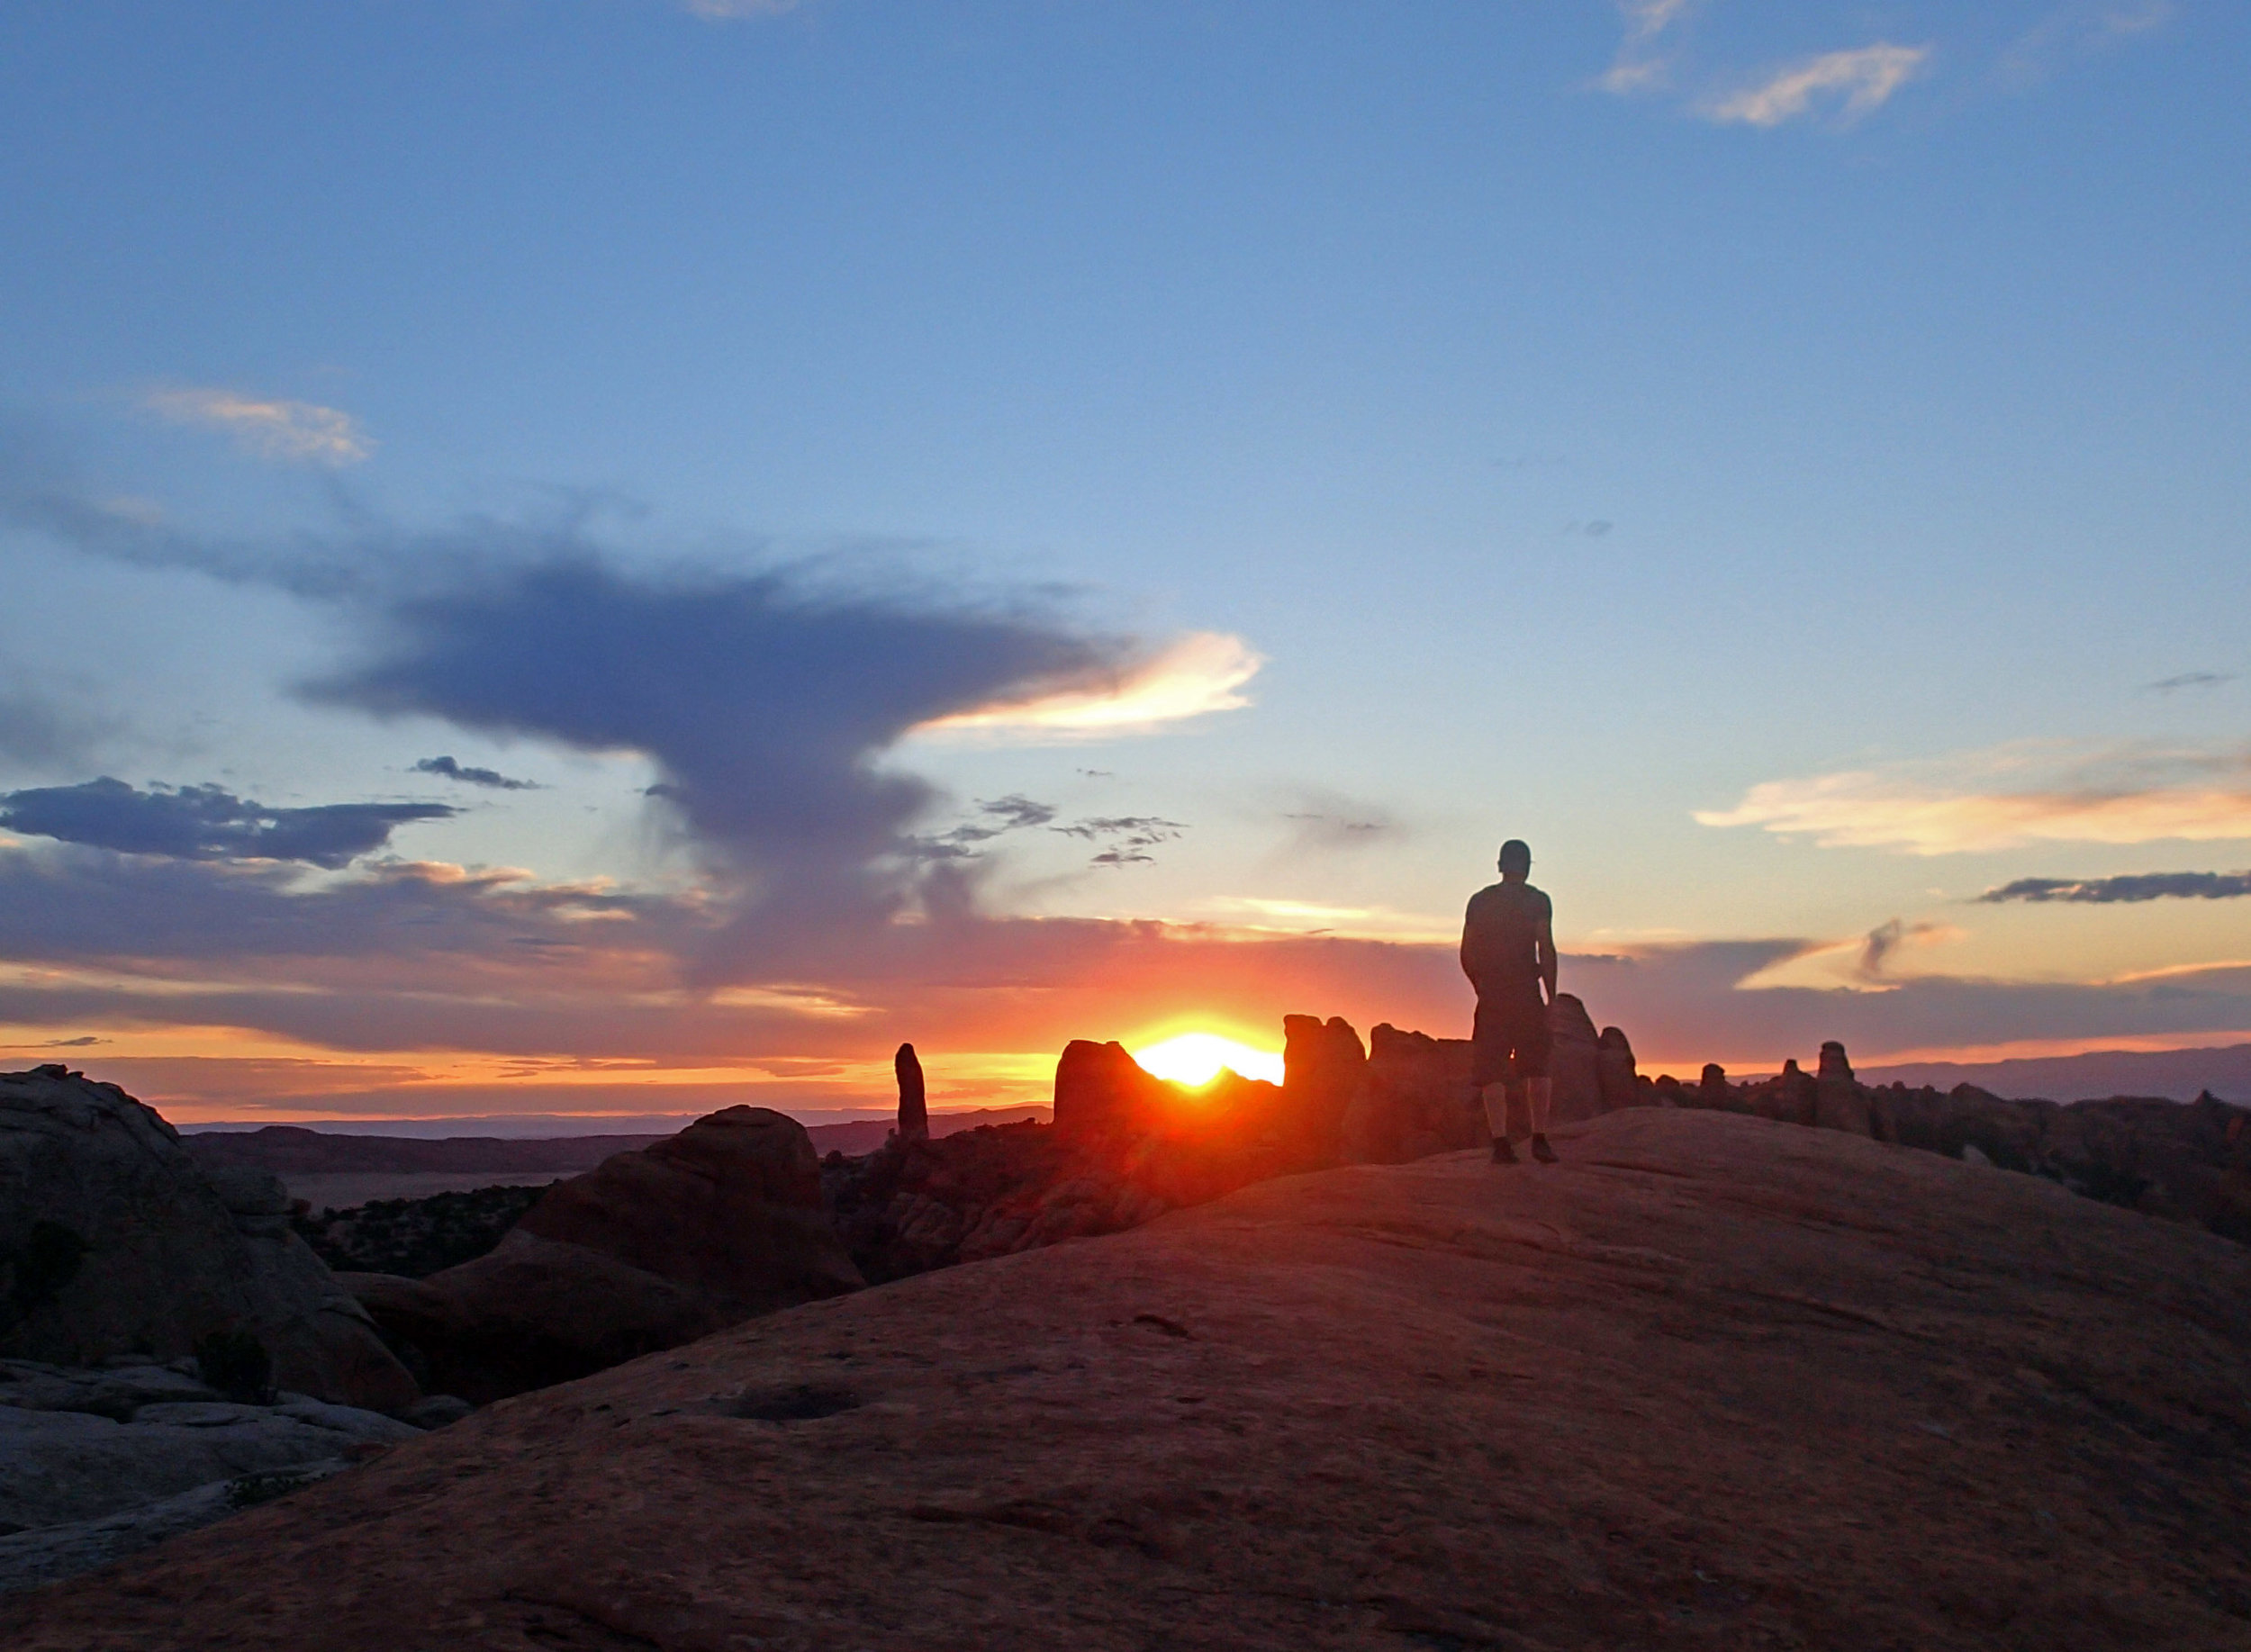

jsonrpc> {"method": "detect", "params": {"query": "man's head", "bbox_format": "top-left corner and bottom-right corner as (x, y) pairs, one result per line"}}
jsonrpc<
(1497, 839), (1532, 880)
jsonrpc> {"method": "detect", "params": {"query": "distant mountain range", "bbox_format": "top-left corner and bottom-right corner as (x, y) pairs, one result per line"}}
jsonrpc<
(1859, 1043), (2251, 1103)
(181, 1106), (1051, 1176)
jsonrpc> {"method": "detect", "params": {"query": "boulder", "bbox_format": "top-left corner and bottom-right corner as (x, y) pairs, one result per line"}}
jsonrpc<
(1052, 1041), (1173, 1137)
(1280, 1015), (1365, 1161)
(340, 1240), (725, 1404)
(516, 1107), (863, 1310)
(348, 1108), (863, 1403)
(1596, 1025), (1640, 1111)
(0, 1069), (416, 1413)
(1545, 995), (1605, 1124)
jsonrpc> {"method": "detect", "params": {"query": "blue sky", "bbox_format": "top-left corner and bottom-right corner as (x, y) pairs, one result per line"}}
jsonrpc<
(2, 1), (2246, 1122)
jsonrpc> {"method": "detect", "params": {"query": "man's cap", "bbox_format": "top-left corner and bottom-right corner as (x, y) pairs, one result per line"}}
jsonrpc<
(1498, 839), (1532, 873)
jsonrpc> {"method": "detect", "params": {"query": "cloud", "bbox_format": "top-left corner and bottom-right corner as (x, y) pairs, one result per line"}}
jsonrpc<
(910, 631), (1261, 741)
(1052, 815), (1188, 869)
(904, 794), (1059, 861)
(297, 558), (1239, 932)
(1599, 0), (1697, 94)
(1855, 917), (1958, 982)
(2001, 2), (2174, 89)
(143, 389), (374, 465)
(2147, 671), (2236, 694)
(1696, 744), (2251, 853)
(413, 755), (541, 790)
(0, 778), (455, 869)
(1704, 43), (1930, 127)
(1979, 871), (2251, 905)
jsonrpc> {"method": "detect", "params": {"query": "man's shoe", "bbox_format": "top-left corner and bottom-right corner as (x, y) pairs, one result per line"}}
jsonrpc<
(1531, 1134), (1558, 1164)
(1489, 1135), (1519, 1165)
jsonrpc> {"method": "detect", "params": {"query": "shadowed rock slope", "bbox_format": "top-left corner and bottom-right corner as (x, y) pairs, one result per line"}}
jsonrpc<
(5, 1108), (2247, 1651)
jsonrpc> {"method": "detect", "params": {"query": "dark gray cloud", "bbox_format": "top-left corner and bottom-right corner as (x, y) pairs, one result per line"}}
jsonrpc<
(1053, 815), (1187, 867)
(1979, 871), (2251, 905)
(1858, 917), (1906, 979)
(0, 778), (454, 869)
(2146, 671), (2236, 694)
(903, 794), (1059, 862)
(300, 559), (1136, 939)
(413, 755), (541, 790)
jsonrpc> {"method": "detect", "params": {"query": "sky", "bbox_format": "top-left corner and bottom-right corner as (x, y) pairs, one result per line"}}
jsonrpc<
(1, 0), (2246, 1126)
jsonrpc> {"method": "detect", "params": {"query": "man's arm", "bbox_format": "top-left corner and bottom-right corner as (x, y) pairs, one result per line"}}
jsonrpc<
(1536, 912), (1558, 1006)
(1460, 899), (1479, 986)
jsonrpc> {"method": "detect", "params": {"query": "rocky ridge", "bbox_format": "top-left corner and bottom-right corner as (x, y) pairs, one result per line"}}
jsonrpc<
(6, 1107), (2245, 1650)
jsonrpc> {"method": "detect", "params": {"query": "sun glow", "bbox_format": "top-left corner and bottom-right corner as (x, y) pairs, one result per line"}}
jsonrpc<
(1130, 1032), (1283, 1088)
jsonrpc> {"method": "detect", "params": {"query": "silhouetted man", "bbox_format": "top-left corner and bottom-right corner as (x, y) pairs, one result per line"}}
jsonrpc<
(1460, 838), (1558, 1165)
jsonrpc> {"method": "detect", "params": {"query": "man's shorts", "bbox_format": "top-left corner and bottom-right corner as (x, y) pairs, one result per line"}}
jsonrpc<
(1471, 982), (1550, 1087)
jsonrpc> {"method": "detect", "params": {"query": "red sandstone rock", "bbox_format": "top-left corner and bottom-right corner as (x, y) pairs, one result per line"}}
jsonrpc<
(14, 1109), (2247, 1651)
(1596, 1025), (1641, 1110)
(1279, 1013), (1364, 1160)
(1546, 992), (1605, 1124)
(348, 1107), (862, 1401)
(1339, 1023), (1483, 1162)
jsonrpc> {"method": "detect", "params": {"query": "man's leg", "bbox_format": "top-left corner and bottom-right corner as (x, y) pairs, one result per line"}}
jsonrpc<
(1480, 1082), (1518, 1164)
(1527, 1076), (1557, 1162)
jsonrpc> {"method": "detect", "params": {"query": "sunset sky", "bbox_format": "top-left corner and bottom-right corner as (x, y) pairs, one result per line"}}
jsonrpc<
(2, 1), (2246, 1127)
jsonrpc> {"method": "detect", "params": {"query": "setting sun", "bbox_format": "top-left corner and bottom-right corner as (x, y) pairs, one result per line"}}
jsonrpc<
(1130, 1032), (1284, 1088)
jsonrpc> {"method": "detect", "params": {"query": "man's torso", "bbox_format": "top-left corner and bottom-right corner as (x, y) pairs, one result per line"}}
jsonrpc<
(1462, 880), (1550, 994)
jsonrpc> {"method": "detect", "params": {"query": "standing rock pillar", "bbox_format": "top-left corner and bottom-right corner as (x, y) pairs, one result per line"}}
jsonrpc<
(895, 1043), (929, 1142)
(1813, 1040), (1872, 1137)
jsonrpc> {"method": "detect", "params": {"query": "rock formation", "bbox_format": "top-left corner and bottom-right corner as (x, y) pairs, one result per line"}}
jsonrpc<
(1279, 1015), (1364, 1160)
(1546, 993), (1605, 1124)
(830, 1043), (1342, 1284)
(894, 1043), (928, 1142)
(1596, 1025), (1641, 1110)
(1051, 1040), (1172, 1137)
(1665, 1043), (2251, 1248)
(0, 1068), (416, 1413)
(1339, 1024), (1482, 1162)
(15, 1109), (2247, 1651)
(342, 1107), (863, 1403)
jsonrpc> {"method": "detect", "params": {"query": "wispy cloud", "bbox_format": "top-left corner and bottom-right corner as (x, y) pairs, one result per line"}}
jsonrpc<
(143, 388), (374, 465)
(911, 630), (1262, 741)
(2001, 2), (2174, 90)
(2147, 670), (2236, 694)
(1980, 871), (2251, 904)
(1052, 815), (1188, 869)
(1856, 916), (1960, 982)
(413, 755), (541, 791)
(1704, 43), (1931, 127)
(1696, 743), (2251, 854)
(1599, 0), (1698, 94)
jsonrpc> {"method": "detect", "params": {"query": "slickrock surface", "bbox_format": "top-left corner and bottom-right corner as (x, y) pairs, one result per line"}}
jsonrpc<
(7, 1109), (2248, 1650)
